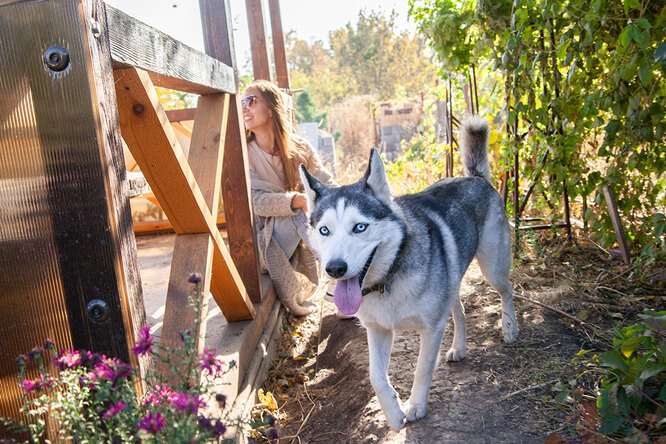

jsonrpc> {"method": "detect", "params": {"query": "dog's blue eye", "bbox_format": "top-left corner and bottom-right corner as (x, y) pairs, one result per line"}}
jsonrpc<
(319, 226), (330, 236)
(353, 223), (368, 233)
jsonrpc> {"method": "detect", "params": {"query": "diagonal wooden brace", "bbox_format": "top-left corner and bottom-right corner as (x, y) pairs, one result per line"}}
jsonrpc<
(113, 67), (255, 321)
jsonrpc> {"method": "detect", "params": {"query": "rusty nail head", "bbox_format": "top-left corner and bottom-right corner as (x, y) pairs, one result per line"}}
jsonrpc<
(133, 103), (145, 115)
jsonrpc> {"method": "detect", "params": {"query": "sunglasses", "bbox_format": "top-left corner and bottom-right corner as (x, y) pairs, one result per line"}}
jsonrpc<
(241, 95), (261, 109)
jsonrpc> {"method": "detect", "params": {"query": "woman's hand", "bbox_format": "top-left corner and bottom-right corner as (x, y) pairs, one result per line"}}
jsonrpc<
(291, 193), (308, 212)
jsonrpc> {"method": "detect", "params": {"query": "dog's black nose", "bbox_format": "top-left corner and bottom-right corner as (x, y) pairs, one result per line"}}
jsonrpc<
(326, 260), (347, 278)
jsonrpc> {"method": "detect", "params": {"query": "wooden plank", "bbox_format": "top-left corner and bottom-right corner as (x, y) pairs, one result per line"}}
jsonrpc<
(133, 216), (226, 235)
(114, 67), (255, 320)
(160, 233), (213, 360)
(200, 0), (263, 303)
(105, 5), (235, 95)
(268, 0), (290, 89)
(245, 0), (272, 80)
(603, 185), (631, 265)
(166, 108), (196, 122)
(158, 94), (229, 365)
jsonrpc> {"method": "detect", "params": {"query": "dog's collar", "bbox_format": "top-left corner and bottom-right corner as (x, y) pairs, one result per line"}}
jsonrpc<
(361, 282), (390, 296)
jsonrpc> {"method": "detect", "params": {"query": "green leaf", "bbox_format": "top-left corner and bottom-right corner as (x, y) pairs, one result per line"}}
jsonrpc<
(599, 412), (626, 435)
(638, 66), (652, 86)
(634, 18), (650, 30)
(631, 26), (649, 49)
(600, 350), (629, 371)
(640, 363), (666, 380)
(620, 26), (632, 48)
(656, 43), (666, 62)
(620, 335), (642, 358)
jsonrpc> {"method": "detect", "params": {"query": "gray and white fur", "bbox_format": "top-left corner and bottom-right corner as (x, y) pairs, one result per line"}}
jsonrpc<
(300, 116), (519, 431)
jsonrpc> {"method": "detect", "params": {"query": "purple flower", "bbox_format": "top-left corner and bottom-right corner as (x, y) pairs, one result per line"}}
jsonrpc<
(103, 400), (126, 419)
(268, 428), (279, 439)
(199, 348), (223, 376)
(213, 420), (227, 437)
(131, 326), (153, 356)
(27, 346), (44, 361)
(171, 392), (206, 415)
(15, 355), (27, 369)
(197, 416), (213, 430)
(188, 272), (202, 284)
(43, 339), (55, 352)
(139, 412), (166, 434)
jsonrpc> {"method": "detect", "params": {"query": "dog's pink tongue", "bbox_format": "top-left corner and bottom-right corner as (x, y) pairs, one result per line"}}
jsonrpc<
(333, 276), (362, 315)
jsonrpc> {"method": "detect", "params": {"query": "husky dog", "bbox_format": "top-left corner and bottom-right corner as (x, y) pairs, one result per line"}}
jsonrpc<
(299, 116), (519, 431)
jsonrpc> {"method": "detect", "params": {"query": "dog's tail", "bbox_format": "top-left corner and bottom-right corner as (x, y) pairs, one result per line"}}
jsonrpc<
(460, 116), (491, 181)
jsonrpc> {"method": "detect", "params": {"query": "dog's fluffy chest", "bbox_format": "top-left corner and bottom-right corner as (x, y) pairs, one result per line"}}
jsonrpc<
(357, 279), (443, 331)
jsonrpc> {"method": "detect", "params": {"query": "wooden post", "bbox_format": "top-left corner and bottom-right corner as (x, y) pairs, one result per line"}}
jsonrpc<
(268, 0), (289, 89)
(245, 0), (272, 80)
(603, 185), (631, 265)
(200, 0), (264, 303)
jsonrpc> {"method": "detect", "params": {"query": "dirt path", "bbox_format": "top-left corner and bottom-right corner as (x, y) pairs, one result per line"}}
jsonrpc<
(262, 259), (602, 443)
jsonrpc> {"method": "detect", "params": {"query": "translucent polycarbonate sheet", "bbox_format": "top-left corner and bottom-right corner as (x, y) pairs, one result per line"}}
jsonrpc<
(0, 0), (137, 425)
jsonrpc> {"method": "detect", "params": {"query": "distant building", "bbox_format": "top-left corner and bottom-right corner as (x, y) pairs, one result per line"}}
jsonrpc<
(297, 122), (338, 176)
(378, 102), (421, 161)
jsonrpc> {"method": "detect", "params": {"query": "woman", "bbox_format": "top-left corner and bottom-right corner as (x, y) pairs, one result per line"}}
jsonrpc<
(242, 80), (336, 315)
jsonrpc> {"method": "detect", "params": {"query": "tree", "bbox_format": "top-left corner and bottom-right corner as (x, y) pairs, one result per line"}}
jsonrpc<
(410, 0), (665, 260)
(285, 9), (437, 106)
(329, 9), (436, 100)
(294, 90), (328, 128)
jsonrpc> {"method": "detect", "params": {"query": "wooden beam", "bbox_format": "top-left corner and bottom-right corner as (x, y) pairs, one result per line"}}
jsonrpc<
(114, 67), (255, 320)
(245, 0), (272, 80)
(159, 93), (230, 362)
(106, 5), (235, 95)
(166, 108), (196, 122)
(200, 0), (264, 303)
(268, 0), (289, 89)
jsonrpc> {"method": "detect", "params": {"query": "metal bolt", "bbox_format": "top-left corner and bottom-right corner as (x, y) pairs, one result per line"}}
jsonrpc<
(91, 21), (101, 39)
(132, 103), (145, 115)
(86, 299), (109, 323)
(44, 46), (70, 72)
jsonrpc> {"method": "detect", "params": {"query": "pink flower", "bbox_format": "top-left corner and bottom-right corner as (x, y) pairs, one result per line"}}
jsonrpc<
(131, 326), (153, 356)
(103, 400), (126, 419)
(139, 412), (166, 434)
(171, 392), (206, 415)
(53, 349), (82, 370)
(21, 375), (54, 393)
(143, 385), (174, 407)
(21, 379), (39, 393)
(199, 348), (224, 376)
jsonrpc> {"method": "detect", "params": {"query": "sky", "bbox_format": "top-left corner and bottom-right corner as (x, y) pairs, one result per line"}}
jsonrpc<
(105, 0), (417, 75)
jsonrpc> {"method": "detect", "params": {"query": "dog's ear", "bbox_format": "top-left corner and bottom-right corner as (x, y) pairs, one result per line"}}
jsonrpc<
(363, 149), (392, 206)
(300, 164), (327, 209)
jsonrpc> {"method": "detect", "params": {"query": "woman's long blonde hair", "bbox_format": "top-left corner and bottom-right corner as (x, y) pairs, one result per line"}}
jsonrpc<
(245, 80), (309, 191)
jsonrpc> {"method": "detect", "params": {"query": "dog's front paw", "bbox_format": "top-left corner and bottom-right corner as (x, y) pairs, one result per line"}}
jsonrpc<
(445, 346), (466, 362)
(502, 315), (519, 343)
(404, 399), (427, 422)
(385, 408), (406, 431)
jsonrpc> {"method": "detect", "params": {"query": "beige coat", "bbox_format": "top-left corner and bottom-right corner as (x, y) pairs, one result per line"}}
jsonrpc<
(250, 143), (336, 315)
